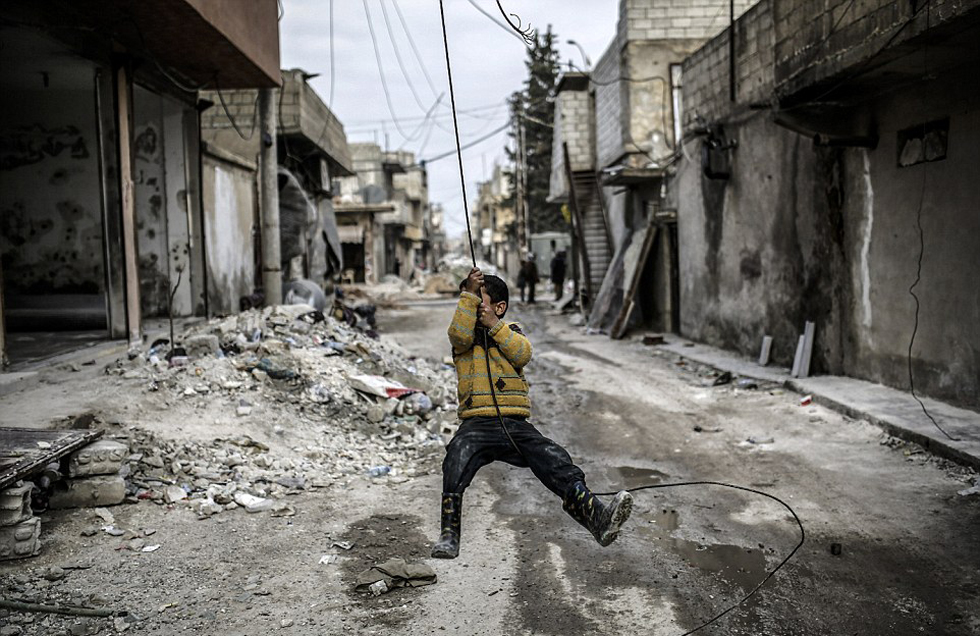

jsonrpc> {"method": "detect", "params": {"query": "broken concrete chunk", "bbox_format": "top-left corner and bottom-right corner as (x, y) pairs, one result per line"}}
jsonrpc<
(0, 516), (41, 560)
(184, 334), (221, 358)
(68, 440), (130, 478)
(233, 492), (273, 513)
(164, 486), (188, 504)
(0, 482), (34, 527)
(49, 475), (126, 509)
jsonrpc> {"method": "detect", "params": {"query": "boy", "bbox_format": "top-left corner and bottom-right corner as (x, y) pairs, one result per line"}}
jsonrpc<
(431, 267), (633, 559)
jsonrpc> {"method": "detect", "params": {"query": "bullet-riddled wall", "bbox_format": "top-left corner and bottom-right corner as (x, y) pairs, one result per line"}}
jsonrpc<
(0, 44), (104, 297)
(672, 0), (980, 408)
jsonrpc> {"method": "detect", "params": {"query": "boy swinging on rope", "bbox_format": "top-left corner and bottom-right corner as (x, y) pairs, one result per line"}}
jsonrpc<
(431, 267), (634, 559)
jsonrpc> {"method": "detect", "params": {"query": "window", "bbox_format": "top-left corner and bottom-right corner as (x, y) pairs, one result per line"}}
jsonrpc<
(897, 118), (949, 167)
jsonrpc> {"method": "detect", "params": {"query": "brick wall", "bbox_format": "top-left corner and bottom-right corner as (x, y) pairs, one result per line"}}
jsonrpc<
(773, 0), (980, 95)
(681, 0), (774, 130)
(618, 0), (757, 42)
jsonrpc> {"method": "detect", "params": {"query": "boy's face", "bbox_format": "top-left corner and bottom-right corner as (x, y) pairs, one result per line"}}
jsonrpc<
(480, 288), (507, 318)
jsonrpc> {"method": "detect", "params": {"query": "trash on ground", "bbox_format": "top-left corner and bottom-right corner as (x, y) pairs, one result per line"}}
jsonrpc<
(354, 558), (437, 595)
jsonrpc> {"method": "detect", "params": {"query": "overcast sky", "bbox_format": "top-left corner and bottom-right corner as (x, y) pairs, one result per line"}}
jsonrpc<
(279, 1), (619, 239)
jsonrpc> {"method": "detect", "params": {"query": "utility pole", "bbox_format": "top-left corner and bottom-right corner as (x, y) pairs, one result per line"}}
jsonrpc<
(517, 119), (529, 253)
(259, 88), (282, 306)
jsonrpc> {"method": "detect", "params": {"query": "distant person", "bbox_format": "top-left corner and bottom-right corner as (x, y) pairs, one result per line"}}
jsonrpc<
(516, 258), (527, 303)
(523, 254), (539, 304)
(430, 267), (633, 559)
(550, 250), (567, 301)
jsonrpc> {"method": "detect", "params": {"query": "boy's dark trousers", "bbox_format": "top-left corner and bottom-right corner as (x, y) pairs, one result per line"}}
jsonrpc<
(442, 416), (585, 496)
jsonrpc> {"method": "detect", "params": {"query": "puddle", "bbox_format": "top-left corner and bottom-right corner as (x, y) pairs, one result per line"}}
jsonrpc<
(643, 509), (767, 591)
(604, 465), (669, 489)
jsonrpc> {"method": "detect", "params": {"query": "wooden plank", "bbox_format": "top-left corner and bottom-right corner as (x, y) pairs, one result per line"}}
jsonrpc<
(611, 221), (659, 340)
(117, 64), (141, 345)
(0, 428), (103, 490)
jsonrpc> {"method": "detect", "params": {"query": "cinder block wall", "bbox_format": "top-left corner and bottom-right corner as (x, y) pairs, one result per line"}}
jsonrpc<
(549, 86), (594, 200)
(773, 0), (980, 95)
(682, 0), (774, 129)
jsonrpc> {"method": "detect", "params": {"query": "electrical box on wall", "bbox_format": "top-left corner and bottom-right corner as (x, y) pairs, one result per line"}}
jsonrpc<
(897, 118), (949, 167)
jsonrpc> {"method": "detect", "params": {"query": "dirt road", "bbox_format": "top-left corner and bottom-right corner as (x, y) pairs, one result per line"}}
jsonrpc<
(1, 298), (978, 635)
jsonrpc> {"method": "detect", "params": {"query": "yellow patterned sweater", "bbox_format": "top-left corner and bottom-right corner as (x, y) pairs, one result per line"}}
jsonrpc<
(448, 291), (532, 419)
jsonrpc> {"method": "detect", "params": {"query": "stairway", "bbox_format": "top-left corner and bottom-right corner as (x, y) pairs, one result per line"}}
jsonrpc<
(571, 171), (611, 295)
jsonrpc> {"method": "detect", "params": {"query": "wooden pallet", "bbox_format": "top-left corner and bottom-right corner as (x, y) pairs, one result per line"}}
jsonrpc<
(0, 428), (103, 490)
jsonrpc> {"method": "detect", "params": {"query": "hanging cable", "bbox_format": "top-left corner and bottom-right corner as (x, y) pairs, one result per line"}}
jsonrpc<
(390, 0), (441, 97)
(362, 0), (422, 141)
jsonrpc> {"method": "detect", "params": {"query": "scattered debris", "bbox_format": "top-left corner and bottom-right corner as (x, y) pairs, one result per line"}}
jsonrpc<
(747, 436), (775, 445)
(958, 480), (980, 497)
(800, 394), (813, 406)
(711, 371), (733, 387)
(354, 558), (437, 594)
(642, 334), (665, 346)
(830, 542), (843, 556)
(736, 378), (759, 390)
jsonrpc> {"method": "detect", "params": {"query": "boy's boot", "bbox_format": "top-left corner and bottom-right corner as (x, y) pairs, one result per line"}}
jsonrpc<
(562, 482), (633, 547)
(431, 493), (462, 559)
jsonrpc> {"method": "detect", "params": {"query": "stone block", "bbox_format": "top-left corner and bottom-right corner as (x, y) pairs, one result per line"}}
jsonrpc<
(0, 517), (41, 560)
(48, 475), (126, 509)
(67, 440), (130, 478)
(184, 334), (221, 359)
(0, 482), (33, 527)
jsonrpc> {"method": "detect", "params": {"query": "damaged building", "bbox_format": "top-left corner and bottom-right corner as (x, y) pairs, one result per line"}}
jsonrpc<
(335, 143), (432, 284)
(549, 0), (755, 335)
(670, 0), (980, 408)
(198, 68), (355, 315)
(0, 0), (281, 366)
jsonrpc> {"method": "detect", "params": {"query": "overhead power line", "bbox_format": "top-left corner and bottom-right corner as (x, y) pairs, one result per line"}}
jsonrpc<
(422, 121), (511, 164)
(377, 0), (430, 113)
(390, 0), (440, 97)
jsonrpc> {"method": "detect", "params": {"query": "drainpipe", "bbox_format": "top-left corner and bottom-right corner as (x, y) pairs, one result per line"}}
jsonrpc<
(0, 257), (7, 368)
(259, 88), (282, 306)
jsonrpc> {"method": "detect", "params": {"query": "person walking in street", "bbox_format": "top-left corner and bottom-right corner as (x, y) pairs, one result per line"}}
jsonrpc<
(550, 250), (567, 301)
(523, 254), (539, 304)
(431, 267), (633, 559)
(516, 258), (527, 303)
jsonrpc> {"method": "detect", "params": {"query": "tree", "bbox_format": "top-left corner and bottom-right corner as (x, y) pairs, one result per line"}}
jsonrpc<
(505, 26), (565, 240)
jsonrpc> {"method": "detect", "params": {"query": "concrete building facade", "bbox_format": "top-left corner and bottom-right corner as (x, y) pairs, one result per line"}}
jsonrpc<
(0, 0), (280, 366)
(670, 0), (980, 409)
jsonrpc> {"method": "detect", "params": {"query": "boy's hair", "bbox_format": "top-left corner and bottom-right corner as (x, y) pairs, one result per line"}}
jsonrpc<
(483, 275), (509, 316)
(458, 274), (510, 318)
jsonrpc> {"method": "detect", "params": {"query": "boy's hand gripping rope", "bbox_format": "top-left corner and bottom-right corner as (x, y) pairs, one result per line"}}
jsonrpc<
(437, 3), (804, 633)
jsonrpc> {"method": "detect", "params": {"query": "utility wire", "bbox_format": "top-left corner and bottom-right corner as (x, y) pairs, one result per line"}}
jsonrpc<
(905, 0), (957, 442)
(361, 0), (418, 141)
(465, 0), (531, 47)
(593, 481), (806, 636)
(378, 0), (431, 113)
(390, 0), (440, 97)
(437, 0), (476, 264)
(422, 121), (511, 164)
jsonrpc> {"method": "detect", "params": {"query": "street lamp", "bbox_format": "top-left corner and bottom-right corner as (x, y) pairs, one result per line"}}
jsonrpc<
(566, 39), (591, 72)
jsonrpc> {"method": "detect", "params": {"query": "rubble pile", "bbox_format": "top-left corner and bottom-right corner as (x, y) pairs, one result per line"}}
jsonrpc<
(101, 304), (458, 520)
